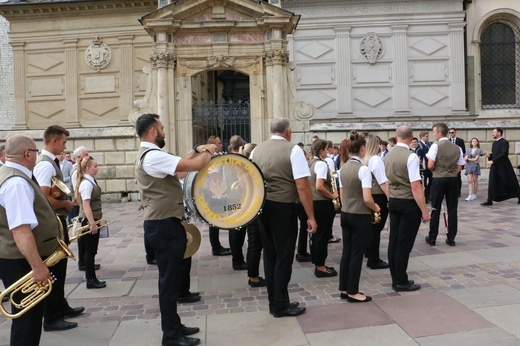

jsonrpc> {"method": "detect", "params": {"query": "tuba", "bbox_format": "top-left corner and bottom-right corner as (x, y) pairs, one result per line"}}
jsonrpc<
(50, 176), (72, 199)
(0, 215), (76, 319)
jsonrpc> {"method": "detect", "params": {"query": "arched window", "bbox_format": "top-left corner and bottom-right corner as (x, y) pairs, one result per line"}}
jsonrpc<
(480, 20), (520, 109)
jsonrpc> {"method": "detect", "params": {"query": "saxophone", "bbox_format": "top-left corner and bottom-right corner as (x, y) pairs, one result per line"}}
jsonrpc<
(330, 171), (341, 211)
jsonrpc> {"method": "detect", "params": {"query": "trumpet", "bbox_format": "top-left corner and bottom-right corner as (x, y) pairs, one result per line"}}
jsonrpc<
(0, 233), (76, 319)
(69, 219), (110, 242)
(50, 177), (72, 199)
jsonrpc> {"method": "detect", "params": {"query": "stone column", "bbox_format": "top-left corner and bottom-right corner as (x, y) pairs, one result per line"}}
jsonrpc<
(449, 23), (467, 113)
(11, 42), (27, 130)
(335, 26), (352, 115)
(64, 39), (79, 127)
(176, 64), (192, 156)
(391, 25), (410, 114)
(266, 49), (288, 118)
(151, 51), (175, 151)
(118, 35), (134, 124)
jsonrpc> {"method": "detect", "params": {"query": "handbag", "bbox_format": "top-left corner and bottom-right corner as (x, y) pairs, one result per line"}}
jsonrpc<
(99, 224), (109, 238)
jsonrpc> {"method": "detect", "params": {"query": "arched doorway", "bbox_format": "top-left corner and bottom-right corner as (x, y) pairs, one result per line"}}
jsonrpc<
(191, 70), (251, 149)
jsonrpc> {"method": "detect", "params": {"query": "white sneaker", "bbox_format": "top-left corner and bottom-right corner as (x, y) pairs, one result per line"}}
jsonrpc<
(465, 195), (472, 201)
(471, 194), (477, 200)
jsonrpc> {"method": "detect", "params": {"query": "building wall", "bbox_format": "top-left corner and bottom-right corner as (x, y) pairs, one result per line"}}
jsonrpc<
(0, 15), (14, 130)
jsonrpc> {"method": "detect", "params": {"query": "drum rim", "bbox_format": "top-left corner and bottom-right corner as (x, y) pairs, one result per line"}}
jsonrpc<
(192, 153), (266, 230)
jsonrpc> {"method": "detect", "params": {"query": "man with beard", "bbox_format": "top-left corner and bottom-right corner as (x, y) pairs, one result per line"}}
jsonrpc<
(481, 127), (520, 206)
(135, 113), (217, 346)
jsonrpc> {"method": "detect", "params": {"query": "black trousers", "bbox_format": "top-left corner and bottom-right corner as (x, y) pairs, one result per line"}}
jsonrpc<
(81, 217), (101, 280)
(230, 228), (246, 266)
(144, 217), (187, 341)
(246, 218), (263, 278)
(366, 194), (389, 264)
(258, 200), (298, 313)
(296, 203), (308, 255)
(44, 215), (70, 323)
(388, 198), (421, 285)
(0, 258), (44, 346)
(144, 235), (155, 263)
(429, 177), (459, 241)
(311, 200), (335, 266)
(339, 212), (370, 294)
(423, 169), (433, 200)
(73, 205), (86, 268)
(456, 172), (462, 196)
(209, 226), (231, 251)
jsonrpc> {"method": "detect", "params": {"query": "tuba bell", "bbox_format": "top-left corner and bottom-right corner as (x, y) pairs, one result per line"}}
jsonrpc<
(50, 176), (72, 199)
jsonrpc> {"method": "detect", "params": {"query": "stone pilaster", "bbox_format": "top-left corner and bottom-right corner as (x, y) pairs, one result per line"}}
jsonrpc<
(64, 39), (79, 127)
(118, 35), (134, 124)
(335, 26), (352, 115)
(151, 51), (175, 151)
(11, 42), (27, 130)
(449, 23), (467, 113)
(265, 48), (289, 118)
(391, 25), (409, 114)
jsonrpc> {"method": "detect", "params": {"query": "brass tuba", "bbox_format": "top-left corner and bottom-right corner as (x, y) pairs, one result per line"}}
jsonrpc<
(0, 237), (75, 319)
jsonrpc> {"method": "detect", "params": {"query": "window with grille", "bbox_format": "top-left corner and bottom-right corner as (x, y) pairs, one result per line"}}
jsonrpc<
(480, 20), (520, 109)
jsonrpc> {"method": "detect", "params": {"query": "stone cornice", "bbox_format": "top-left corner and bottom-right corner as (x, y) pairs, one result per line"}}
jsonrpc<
(0, 126), (137, 141)
(0, 1), (156, 18)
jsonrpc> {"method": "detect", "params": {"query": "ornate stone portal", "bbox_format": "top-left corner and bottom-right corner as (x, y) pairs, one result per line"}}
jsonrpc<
(137, 0), (306, 154)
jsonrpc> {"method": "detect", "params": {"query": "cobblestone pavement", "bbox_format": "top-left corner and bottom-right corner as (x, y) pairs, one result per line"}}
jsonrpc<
(1, 184), (520, 345)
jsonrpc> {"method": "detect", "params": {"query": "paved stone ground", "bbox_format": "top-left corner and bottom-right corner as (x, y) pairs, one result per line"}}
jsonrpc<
(2, 184), (520, 345)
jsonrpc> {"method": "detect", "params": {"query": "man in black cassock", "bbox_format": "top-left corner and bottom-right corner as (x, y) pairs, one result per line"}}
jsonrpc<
(481, 127), (520, 206)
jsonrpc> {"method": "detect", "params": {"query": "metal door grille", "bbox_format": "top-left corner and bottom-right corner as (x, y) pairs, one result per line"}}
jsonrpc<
(192, 99), (250, 150)
(481, 20), (520, 109)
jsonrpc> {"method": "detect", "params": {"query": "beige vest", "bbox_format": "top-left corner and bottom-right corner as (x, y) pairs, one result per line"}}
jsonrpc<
(135, 147), (184, 220)
(309, 158), (332, 201)
(36, 154), (68, 216)
(340, 159), (371, 214)
(252, 139), (299, 203)
(432, 140), (460, 178)
(385, 146), (414, 199)
(78, 179), (103, 219)
(0, 166), (60, 258)
(370, 172), (384, 195)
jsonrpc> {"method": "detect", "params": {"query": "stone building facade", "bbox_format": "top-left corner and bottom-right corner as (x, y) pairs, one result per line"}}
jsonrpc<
(0, 15), (14, 130)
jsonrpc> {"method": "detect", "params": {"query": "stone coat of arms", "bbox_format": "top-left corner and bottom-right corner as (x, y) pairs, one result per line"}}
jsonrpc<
(85, 36), (111, 71)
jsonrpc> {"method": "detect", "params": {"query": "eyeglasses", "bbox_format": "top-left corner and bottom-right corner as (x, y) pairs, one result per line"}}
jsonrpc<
(448, 131), (455, 134)
(27, 149), (40, 154)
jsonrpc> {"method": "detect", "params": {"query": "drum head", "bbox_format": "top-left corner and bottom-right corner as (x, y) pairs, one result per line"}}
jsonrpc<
(192, 153), (266, 230)
(183, 171), (198, 217)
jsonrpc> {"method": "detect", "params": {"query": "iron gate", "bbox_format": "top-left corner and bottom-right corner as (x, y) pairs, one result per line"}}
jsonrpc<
(192, 99), (251, 150)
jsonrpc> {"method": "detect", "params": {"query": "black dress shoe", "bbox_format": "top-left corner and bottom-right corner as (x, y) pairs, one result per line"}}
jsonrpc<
(64, 306), (85, 318)
(178, 293), (201, 304)
(445, 239), (456, 246)
(43, 319), (78, 332)
(481, 201), (493, 206)
(392, 283), (421, 292)
(233, 261), (248, 270)
(314, 266), (337, 278)
(212, 247), (232, 256)
(425, 236), (436, 246)
(367, 260), (389, 269)
(181, 325), (200, 336)
(162, 336), (201, 346)
(340, 293), (372, 303)
(328, 237), (341, 243)
(271, 306), (306, 318)
(87, 279), (106, 289)
(248, 277), (267, 287)
(147, 259), (158, 265)
(295, 253), (312, 262)
(78, 264), (101, 271)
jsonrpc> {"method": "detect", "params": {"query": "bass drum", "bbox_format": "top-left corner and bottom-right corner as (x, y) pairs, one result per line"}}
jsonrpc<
(183, 171), (199, 220)
(187, 153), (266, 230)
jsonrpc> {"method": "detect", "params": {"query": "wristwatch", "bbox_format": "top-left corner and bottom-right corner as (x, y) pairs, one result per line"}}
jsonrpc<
(193, 145), (201, 154)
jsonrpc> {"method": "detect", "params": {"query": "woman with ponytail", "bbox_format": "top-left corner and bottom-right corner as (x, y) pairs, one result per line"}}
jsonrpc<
(308, 139), (339, 278)
(363, 135), (390, 270)
(75, 156), (106, 289)
(338, 131), (380, 302)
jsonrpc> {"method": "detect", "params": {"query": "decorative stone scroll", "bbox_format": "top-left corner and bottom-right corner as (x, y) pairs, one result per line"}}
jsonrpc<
(150, 52), (176, 68)
(85, 36), (112, 71)
(264, 50), (289, 65)
(208, 55), (235, 68)
(360, 33), (383, 64)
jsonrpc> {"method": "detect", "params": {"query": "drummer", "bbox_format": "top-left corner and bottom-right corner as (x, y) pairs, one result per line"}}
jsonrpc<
(135, 113), (217, 346)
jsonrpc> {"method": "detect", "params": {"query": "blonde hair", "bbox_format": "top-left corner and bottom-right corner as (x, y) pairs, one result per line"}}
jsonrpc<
(239, 143), (257, 159)
(74, 156), (95, 201)
(363, 134), (380, 165)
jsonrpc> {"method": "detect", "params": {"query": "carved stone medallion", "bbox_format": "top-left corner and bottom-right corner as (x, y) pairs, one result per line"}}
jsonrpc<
(360, 33), (383, 64)
(85, 36), (111, 71)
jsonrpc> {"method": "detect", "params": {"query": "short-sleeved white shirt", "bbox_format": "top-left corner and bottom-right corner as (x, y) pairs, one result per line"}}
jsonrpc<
(79, 174), (96, 201)
(337, 157), (372, 189)
(313, 158), (328, 180)
(139, 142), (182, 178)
(0, 162), (38, 230)
(33, 150), (57, 188)
(368, 155), (389, 185)
(395, 143), (422, 183)
(426, 137), (466, 166)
